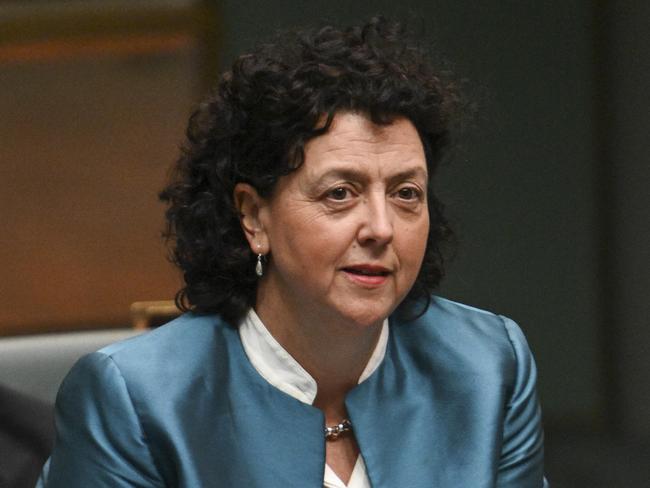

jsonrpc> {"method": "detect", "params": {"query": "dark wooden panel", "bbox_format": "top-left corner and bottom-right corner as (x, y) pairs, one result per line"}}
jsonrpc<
(1, 3), (220, 335)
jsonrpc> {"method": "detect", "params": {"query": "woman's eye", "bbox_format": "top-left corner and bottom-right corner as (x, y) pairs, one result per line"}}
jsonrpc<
(328, 187), (349, 200)
(397, 187), (419, 200)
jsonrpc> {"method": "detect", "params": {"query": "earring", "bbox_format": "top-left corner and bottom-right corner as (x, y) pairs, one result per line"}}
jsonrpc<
(255, 254), (264, 277)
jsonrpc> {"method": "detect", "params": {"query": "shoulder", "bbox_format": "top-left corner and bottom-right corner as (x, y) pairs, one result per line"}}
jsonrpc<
(391, 296), (534, 384)
(43, 314), (246, 486)
(394, 295), (522, 350)
(61, 313), (239, 408)
(99, 312), (231, 358)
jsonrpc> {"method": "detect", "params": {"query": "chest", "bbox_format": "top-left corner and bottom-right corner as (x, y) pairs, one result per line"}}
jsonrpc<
(325, 434), (360, 484)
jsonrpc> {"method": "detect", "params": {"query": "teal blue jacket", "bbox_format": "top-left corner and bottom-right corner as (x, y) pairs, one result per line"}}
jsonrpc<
(37, 297), (547, 487)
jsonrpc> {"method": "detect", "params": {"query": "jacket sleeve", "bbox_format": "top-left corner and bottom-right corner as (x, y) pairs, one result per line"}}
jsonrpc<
(36, 352), (165, 487)
(496, 317), (549, 488)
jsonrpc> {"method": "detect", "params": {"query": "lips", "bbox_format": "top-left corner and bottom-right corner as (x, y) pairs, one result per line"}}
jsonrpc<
(341, 265), (391, 286)
(342, 266), (390, 276)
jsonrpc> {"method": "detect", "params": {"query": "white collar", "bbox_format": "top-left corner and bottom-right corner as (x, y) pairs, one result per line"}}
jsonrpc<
(238, 308), (389, 405)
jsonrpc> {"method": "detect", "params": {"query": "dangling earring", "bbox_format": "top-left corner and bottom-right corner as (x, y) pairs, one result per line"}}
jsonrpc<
(255, 254), (264, 277)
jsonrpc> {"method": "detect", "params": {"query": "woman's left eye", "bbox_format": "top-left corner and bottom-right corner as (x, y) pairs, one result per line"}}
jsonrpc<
(396, 187), (420, 200)
(327, 187), (350, 200)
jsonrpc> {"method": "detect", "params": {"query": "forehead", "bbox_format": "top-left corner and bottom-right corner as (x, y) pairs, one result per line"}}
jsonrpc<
(301, 112), (427, 177)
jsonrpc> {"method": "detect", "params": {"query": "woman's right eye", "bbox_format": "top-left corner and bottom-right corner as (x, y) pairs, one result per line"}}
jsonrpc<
(328, 187), (349, 200)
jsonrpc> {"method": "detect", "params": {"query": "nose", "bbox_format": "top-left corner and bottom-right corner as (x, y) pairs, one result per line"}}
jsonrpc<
(357, 193), (394, 246)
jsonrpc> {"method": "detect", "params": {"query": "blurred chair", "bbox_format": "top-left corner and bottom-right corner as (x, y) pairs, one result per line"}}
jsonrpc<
(0, 328), (142, 487)
(0, 384), (54, 488)
(0, 303), (179, 485)
(0, 300), (180, 405)
(0, 328), (142, 405)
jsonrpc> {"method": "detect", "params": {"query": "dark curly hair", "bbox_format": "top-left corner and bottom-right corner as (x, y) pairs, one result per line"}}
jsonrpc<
(160, 16), (459, 326)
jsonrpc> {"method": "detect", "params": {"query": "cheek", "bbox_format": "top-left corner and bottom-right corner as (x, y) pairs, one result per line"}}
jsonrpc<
(401, 219), (429, 269)
(269, 211), (347, 270)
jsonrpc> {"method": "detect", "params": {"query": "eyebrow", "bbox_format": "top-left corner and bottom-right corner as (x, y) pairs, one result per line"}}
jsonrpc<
(313, 166), (429, 185)
(386, 167), (429, 185)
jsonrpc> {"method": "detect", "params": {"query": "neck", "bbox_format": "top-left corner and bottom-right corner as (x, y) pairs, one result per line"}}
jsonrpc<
(255, 280), (384, 411)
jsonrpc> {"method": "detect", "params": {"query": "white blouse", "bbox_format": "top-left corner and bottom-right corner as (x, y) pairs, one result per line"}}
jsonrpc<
(239, 309), (388, 488)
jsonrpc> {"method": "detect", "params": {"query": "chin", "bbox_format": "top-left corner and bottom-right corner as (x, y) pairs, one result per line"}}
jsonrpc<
(336, 304), (393, 329)
(328, 282), (410, 329)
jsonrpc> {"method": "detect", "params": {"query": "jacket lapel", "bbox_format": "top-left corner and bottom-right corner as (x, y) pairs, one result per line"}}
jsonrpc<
(346, 317), (502, 488)
(220, 325), (327, 487)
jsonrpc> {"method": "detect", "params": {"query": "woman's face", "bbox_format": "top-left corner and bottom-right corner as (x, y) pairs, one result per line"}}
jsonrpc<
(254, 112), (429, 329)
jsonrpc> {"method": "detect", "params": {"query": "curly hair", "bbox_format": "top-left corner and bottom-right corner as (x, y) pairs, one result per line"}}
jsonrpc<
(160, 16), (459, 326)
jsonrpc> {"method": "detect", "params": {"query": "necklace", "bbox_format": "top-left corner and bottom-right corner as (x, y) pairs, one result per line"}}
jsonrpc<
(324, 419), (352, 441)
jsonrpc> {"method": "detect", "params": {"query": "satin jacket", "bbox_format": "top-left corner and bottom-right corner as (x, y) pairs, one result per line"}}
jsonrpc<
(37, 296), (547, 487)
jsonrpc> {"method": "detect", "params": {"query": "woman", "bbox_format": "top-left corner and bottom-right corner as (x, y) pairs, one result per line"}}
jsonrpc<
(38, 18), (546, 487)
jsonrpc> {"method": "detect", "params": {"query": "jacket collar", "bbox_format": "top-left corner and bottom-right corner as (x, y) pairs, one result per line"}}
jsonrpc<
(238, 308), (389, 405)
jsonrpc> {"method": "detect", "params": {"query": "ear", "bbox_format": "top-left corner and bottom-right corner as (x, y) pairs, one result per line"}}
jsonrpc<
(233, 183), (270, 254)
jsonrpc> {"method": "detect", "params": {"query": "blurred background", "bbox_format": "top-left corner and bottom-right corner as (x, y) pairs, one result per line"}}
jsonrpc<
(1, 1), (648, 486)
